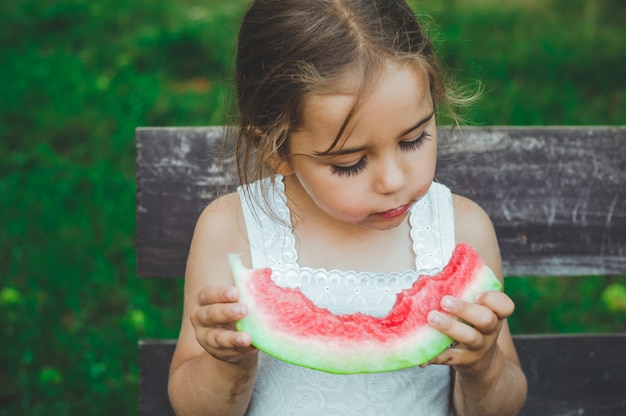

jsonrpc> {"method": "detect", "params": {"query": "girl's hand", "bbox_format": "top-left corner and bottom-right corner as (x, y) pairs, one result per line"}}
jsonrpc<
(190, 285), (258, 364)
(425, 290), (515, 373)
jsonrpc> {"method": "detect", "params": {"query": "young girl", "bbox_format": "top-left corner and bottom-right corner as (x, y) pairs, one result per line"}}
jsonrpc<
(168, 0), (527, 415)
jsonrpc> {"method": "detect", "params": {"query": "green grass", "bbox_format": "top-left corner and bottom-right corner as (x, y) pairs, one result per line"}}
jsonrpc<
(1, 0), (624, 413)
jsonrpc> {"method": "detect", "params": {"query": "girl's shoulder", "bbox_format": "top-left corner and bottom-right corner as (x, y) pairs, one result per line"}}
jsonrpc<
(451, 193), (503, 277)
(191, 191), (252, 269)
(198, 191), (243, 232)
(451, 193), (492, 230)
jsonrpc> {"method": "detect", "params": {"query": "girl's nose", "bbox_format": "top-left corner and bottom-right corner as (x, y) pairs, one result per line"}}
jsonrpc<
(373, 155), (406, 195)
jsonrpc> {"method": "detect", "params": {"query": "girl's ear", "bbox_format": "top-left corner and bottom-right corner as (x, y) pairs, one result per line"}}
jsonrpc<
(268, 153), (294, 176)
(247, 125), (294, 176)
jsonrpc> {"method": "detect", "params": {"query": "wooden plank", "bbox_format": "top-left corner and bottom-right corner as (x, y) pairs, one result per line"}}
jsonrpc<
(514, 334), (626, 415)
(139, 334), (626, 416)
(139, 340), (176, 416)
(136, 127), (237, 278)
(136, 126), (626, 278)
(437, 127), (626, 277)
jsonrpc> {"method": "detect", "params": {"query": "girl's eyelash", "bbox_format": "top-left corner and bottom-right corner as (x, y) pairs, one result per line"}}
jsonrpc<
(330, 132), (429, 177)
(331, 158), (367, 177)
(399, 132), (431, 151)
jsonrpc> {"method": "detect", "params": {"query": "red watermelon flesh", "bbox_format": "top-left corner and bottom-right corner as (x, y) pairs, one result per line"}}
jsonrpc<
(229, 243), (502, 374)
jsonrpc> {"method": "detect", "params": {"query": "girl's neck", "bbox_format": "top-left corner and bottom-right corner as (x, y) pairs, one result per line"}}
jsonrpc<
(282, 175), (415, 273)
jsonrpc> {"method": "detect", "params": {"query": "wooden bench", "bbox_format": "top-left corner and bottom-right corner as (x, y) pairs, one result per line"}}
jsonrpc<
(136, 126), (626, 415)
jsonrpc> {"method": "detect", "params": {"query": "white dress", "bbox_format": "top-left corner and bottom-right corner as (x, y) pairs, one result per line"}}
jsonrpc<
(238, 176), (456, 416)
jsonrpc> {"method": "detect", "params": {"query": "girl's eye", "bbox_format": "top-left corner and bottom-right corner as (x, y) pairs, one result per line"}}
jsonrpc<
(330, 158), (367, 178)
(399, 132), (431, 152)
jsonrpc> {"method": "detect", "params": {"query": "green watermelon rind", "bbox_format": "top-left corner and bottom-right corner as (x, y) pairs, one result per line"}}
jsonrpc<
(229, 244), (502, 374)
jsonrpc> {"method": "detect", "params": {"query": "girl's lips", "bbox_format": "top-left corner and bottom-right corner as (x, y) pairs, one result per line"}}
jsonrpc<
(375, 202), (413, 219)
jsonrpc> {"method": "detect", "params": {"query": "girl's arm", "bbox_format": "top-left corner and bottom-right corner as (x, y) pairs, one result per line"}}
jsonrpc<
(428, 194), (527, 416)
(168, 193), (259, 416)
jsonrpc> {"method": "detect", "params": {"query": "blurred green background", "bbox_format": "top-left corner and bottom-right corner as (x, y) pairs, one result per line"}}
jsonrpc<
(1, 0), (624, 413)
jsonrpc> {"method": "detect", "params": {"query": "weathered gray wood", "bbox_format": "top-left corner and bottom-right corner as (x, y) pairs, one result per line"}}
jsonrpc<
(136, 126), (626, 278)
(139, 334), (626, 416)
(139, 340), (176, 416)
(136, 127), (237, 278)
(438, 127), (626, 277)
(513, 333), (626, 415)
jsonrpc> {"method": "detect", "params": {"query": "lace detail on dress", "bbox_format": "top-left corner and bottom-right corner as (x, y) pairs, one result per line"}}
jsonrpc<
(242, 177), (298, 269)
(410, 183), (456, 272)
(272, 266), (425, 316)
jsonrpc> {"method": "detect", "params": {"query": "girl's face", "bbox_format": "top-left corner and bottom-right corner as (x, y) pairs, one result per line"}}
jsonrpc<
(283, 62), (437, 231)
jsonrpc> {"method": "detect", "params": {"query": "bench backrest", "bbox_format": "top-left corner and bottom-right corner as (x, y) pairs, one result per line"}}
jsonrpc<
(136, 126), (626, 415)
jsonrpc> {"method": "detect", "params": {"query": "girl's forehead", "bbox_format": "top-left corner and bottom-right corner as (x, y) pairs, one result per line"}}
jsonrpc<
(300, 92), (356, 128)
(299, 62), (430, 122)
(292, 63), (433, 152)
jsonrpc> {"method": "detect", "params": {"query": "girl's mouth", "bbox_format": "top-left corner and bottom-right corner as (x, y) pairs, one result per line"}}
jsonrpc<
(375, 202), (413, 219)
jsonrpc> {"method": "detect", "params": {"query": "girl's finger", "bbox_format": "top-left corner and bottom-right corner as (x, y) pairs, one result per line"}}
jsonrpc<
(427, 310), (485, 351)
(193, 302), (247, 328)
(440, 296), (499, 334)
(198, 285), (238, 306)
(199, 328), (255, 363)
(474, 291), (515, 320)
(208, 327), (252, 349)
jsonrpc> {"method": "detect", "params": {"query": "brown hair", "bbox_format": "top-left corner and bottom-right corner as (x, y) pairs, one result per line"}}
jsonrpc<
(232, 0), (471, 189)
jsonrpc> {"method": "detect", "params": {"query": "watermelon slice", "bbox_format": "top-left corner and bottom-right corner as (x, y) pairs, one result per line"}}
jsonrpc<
(228, 243), (501, 374)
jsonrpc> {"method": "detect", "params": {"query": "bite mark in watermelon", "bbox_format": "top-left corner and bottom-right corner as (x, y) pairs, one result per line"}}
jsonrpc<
(228, 243), (502, 374)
